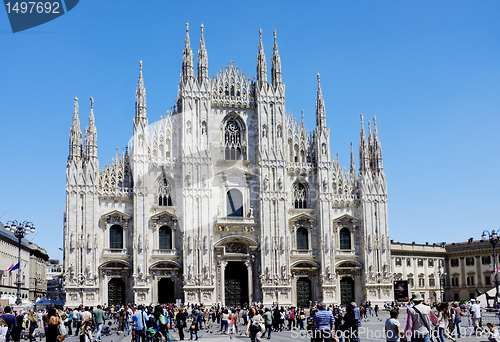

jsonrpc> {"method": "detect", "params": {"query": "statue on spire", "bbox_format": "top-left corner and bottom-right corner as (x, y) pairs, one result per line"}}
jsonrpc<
(198, 23), (208, 81)
(315, 73), (326, 128)
(256, 28), (267, 86)
(271, 29), (282, 85)
(182, 22), (194, 82)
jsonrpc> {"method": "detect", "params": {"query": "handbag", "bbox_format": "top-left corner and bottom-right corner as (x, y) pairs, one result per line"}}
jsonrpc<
(259, 323), (266, 333)
(59, 333), (65, 341)
(413, 306), (435, 342)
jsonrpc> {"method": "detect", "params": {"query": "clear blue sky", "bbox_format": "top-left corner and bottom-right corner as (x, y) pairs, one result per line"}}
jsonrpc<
(1, 1), (499, 262)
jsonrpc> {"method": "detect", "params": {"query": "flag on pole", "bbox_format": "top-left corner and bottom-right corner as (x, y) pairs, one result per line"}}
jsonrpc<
(5, 262), (15, 272)
(9, 262), (20, 273)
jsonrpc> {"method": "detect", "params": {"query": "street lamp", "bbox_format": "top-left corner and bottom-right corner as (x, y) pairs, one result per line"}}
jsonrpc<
(5, 220), (35, 305)
(482, 230), (499, 307)
(437, 265), (447, 303)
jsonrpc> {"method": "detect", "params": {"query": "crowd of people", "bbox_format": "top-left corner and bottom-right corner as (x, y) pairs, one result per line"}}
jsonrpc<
(385, 295), (500, 342)
(0, 300), (365, 342)
(2, 297), (500, 342)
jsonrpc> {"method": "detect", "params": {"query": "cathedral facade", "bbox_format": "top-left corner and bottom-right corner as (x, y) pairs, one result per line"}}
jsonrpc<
(64, 24), (392, 308)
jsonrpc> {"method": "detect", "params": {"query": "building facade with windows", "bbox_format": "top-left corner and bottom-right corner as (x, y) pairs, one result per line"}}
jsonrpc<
(391, 242), (447, 303)
(64, 24), (392, 307)
(444, 239), (498, 302)
(0, 222), (49, 302)
(391, 239), (500, 303)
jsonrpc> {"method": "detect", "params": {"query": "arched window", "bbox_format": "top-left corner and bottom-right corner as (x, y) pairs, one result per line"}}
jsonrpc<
(296, 227), (309, 250)
(158, 177), (173, 206)
(159, 225), (172, 250)
(226, 189), (243, 217)
(224, 118), (244, 160)
(339, 228), (351, 250)
(109, 225), (123, 249)
(293, 182), (308, 209)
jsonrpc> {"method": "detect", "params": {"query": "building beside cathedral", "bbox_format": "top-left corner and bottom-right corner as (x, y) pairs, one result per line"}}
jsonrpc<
(64, 24), (392, 308)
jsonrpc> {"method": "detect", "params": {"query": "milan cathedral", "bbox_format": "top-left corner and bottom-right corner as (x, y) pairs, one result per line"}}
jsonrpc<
(64, 23), (392, 308)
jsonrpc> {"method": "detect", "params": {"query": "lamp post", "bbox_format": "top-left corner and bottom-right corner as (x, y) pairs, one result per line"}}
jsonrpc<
(437, 265), (447, 303)
(482, 230), (499, 308)
(5, 220), (35, 305)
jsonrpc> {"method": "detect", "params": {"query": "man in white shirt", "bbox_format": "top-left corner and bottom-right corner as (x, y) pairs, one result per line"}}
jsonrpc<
(470, 300), (482, 335)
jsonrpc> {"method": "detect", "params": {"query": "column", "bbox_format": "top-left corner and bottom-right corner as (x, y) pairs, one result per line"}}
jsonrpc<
(245, 260), (253, 304)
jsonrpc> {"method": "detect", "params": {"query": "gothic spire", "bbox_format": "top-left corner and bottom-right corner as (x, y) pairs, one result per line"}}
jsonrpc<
(315, 73), (326, 128)
(197, 23), (208, 81)
(84, 96), (97, 159)
(373, 116), (383, 171)
(350, 141), (356, 180)
(89, 96), (95, 127)
(359, 114), (369, 172)
(135, 60), (147, 119)
(271, 30), (282, 85)
(69, 96), (82, 160)
(368, 120), (373, 146)
(182, 22), (194, 82)
(256, 29), (267, 86)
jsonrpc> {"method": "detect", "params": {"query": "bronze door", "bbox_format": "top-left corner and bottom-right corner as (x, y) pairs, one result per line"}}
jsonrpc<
(340, 277), (354, 306)
(108, 278), (125, 306)
(296, 277), (311, 308)
(224, 262), (248, 307)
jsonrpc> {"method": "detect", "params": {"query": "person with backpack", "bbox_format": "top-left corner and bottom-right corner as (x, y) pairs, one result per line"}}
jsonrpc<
(0, 306), (17, 342)
(403, 294), (438, 342)
(0, 315), (9, 342)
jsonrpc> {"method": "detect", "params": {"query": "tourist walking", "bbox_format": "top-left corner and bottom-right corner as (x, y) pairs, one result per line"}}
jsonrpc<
(451, 303), (463, 338)
(312, 302), (335, 342)
(175, 308), (187, 341)
(385, 309), (403, 342)
(131, 305), (147, 342)
(262, 308), (273, 339)
(93, 305), (105, 342)
(245, 307), (264, 342)
(46, 308), (62, 342)
(403, 293), (438, 342)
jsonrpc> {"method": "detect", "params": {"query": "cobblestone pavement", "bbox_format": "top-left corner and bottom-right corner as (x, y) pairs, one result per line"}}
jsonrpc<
(48, 310), (492, 342)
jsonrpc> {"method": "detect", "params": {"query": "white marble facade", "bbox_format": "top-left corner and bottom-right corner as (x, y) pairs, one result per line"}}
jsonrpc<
(64, 24), (392, 308)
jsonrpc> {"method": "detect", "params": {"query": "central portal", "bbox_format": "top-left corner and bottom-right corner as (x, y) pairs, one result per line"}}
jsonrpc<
(108, 278), (125, 306)
(158, 278), (175, 304)
(224, 261), (248, 307)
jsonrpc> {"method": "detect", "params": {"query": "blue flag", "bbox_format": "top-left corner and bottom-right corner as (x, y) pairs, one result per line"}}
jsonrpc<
(9, 262), (19, 273)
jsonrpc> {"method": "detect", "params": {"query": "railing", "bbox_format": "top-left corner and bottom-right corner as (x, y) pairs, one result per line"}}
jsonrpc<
(460, 310), (500, 327)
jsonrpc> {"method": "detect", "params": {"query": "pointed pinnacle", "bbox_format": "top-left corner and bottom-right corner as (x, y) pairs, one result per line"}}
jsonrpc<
(273, 30), (278, 54)
(73, 96), (80, 128)
(185, 22), (190, 48)
(200, 23), (205, 49)
(259, 28), (264, 54)
(90, 96), (94, 110)
(138, 60), (144, 88)
(74, 96), (79, 113)
(301, 109), (304, 123)
(317, 73), (322, 97)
